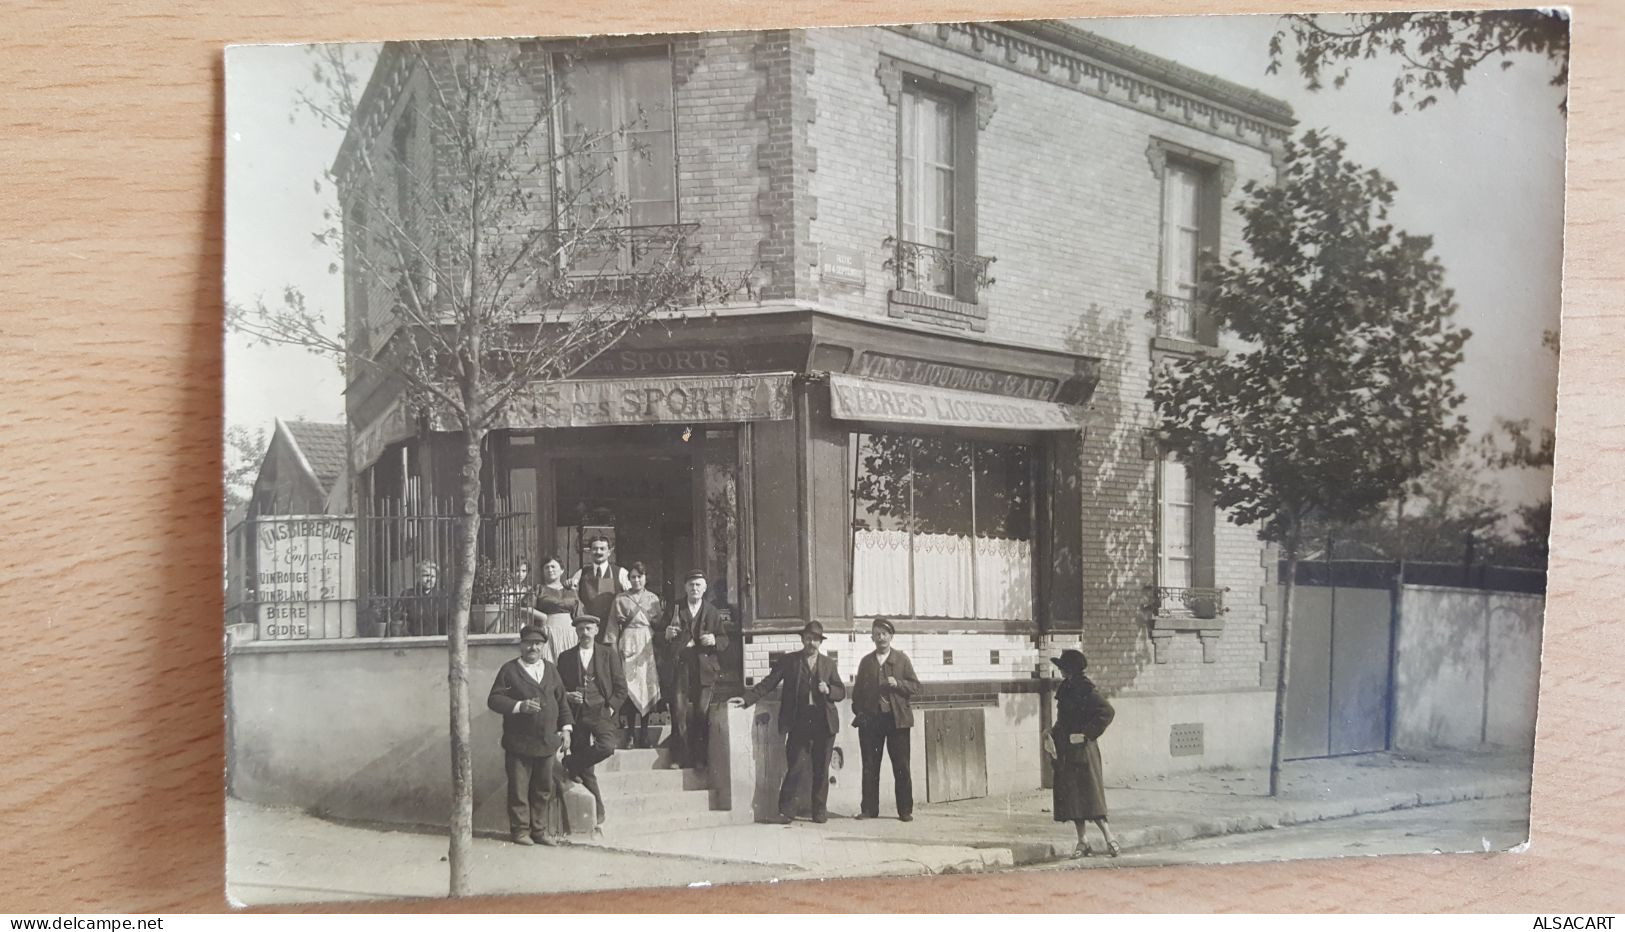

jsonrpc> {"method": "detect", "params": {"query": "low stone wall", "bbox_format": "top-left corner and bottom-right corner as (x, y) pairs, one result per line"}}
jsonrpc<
(1100, 690), (1276, 781)
(227, 635), (533, 835)
(1394, 586), (1544, 752)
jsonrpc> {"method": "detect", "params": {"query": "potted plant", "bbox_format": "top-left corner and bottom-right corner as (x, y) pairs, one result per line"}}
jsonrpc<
(470, 558), (506, 634)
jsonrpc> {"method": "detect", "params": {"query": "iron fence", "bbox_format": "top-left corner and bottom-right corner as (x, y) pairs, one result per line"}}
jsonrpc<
(360, 497), (539, 637)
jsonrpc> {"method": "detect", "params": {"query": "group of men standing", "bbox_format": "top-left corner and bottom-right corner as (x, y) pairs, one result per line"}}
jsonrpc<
(732, 616), (921, 823)
(486, 546), (732, 847)
(491, 598), (922, 844)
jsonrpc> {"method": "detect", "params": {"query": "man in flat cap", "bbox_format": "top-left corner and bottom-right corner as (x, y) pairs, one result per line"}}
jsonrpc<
(669, 570), (730, 771)
(557, 614), (627, 826)
(850, 616), (921, 821)
(730, 621), (846, 823)
(486, 625), (573, 845)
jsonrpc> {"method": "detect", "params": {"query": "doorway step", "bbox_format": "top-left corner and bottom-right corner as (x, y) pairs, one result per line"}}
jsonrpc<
(593, 748), (735, 836)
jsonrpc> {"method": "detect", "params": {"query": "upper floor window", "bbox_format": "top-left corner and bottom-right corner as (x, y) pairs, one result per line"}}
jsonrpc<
(1156, 163), (1206, 341)
(555, 49), (677, 273)
(894, 78), (985, 305)
(900, 85), (959, 296)
(1158, 455), (1196, 590)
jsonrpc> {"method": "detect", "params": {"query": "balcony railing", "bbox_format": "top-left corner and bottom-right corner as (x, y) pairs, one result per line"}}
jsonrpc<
(884, 237), (995, 301)
(1147, 291), (1204, 341)
(1147, 585), (1228, 624)
(559, 222), (701, 278)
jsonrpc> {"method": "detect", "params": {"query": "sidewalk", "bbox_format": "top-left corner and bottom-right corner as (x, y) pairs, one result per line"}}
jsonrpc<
(227, 749), (1532, 904)
(586, 748), (1533, 878)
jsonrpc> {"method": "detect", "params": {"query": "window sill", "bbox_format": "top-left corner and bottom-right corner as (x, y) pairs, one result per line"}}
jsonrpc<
(1151, 335), (1224, 357)
(888, 288), (988, 332)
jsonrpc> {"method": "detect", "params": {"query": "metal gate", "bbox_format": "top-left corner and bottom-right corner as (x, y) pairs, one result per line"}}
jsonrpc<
(1283, 581), (1394, 760)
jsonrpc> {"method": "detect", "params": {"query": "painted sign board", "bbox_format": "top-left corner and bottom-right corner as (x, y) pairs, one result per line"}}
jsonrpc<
(828, 373), (1082, 432)
(253, 516), (358, 640)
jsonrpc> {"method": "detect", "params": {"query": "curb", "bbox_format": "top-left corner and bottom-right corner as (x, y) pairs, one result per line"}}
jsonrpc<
(1014, 776), (1529, 865)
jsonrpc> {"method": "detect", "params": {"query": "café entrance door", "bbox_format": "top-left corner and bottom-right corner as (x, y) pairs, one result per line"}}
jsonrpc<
(552, 454), (694, 602)
(530, 428), (744, 635)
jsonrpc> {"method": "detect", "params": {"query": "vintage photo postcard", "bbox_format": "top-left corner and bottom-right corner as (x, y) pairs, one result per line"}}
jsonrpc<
(222, 11), (1567, 905)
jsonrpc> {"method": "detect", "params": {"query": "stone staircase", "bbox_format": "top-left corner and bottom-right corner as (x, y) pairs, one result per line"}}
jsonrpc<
(593, 747), (736, 836)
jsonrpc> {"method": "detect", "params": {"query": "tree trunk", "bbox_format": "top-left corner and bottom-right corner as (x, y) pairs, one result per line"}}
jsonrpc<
(447, 427), (484, 897)
(1267, 539), (1300, 797)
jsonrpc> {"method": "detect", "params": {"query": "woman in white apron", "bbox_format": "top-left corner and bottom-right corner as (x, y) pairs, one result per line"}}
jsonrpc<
(532, 556), (580, 665)
(610, 561), (664, 746)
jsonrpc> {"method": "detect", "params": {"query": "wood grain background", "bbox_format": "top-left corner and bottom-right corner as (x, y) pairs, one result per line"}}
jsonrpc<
(2, 0), (1619, 913)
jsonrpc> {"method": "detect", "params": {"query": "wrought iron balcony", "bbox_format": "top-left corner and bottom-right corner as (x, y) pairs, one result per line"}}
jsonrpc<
(884, 237), (995, 301)
(1146, 291), (1204, 342)
(1147, 585), (1227, 624)
(559, 222), (701, 277)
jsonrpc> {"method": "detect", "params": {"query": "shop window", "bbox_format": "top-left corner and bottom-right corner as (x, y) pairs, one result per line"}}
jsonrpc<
(851, 432), (1033, 621)
(554, 49), (678, 274)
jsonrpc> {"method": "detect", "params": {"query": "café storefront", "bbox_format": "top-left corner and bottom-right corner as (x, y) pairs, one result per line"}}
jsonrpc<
(348, 310), (1100, 677)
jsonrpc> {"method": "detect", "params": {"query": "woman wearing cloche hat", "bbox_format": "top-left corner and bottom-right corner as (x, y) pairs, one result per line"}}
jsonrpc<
(1046, 648), (1121, 858)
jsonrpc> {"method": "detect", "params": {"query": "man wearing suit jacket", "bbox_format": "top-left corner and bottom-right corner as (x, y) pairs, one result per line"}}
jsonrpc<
(557, 614), (627, 825)
(730, 621), (846, 824)
(486, 625), (574, 846)
(670, 571), (730, 771)
(850, 616), (921, 821)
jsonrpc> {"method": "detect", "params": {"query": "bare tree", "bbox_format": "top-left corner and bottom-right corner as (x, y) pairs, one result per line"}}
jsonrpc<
(230, 39), (740, 895)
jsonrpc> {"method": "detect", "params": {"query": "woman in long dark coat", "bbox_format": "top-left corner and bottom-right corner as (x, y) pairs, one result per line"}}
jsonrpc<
(1046, 649), (1121, 858)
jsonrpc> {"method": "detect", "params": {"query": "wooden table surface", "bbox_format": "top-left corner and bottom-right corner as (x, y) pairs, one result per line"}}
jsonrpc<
(3, 0), (1620, 913)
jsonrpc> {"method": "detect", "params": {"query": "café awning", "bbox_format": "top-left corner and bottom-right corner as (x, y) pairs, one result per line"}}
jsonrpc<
(828, 372), (1084, 432)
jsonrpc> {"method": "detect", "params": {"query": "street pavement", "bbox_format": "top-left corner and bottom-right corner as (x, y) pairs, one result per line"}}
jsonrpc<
(227, 748), (1532, 906)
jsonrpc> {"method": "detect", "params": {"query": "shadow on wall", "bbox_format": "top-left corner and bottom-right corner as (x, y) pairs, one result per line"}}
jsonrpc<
(1063, 302), (1155, 693)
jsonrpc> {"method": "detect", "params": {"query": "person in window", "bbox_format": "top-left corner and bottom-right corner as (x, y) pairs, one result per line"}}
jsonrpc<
(610, 561), (664, 746)
(1045, 649), (1121, 858)
(393, 559), (447, 637)
(569, 536), (630, 642)
(729, 621), (846, 824)
(850, 616), (920, 822)
(498, 559), (538, 635)
(669, 570), (729, 771)
(486, 625), (573, 846)
(531, 556), (580, 665)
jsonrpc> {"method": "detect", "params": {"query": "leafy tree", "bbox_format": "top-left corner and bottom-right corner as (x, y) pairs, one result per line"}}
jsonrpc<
(1478, 329), (1558, 566)
(230, 39), (739, 895)
(1269, 10), (1570, 113)
(1151, 130), (1471, 795)
(224, 424), (269, 514)
(1301, 451), (1519, 566)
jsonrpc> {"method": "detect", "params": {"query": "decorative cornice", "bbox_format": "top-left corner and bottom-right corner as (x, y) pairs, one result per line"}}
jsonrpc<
(885, 21), (1293, 154)
(1146, 136), (1237, 197)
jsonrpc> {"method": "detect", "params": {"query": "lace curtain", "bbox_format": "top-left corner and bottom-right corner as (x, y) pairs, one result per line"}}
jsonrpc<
(853, 529), (1032, 621)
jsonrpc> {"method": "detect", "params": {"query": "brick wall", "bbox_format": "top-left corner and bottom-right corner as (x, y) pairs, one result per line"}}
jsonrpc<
(801, 25), (1285, 698)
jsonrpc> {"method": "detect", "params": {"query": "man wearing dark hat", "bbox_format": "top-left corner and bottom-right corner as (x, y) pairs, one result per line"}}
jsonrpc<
(850, 616), (921, 821)
(557, 614), (627, 826)
(486, 625), (574, 846)
(729, 621), (846, 823)
(669, 570), (730, 771)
